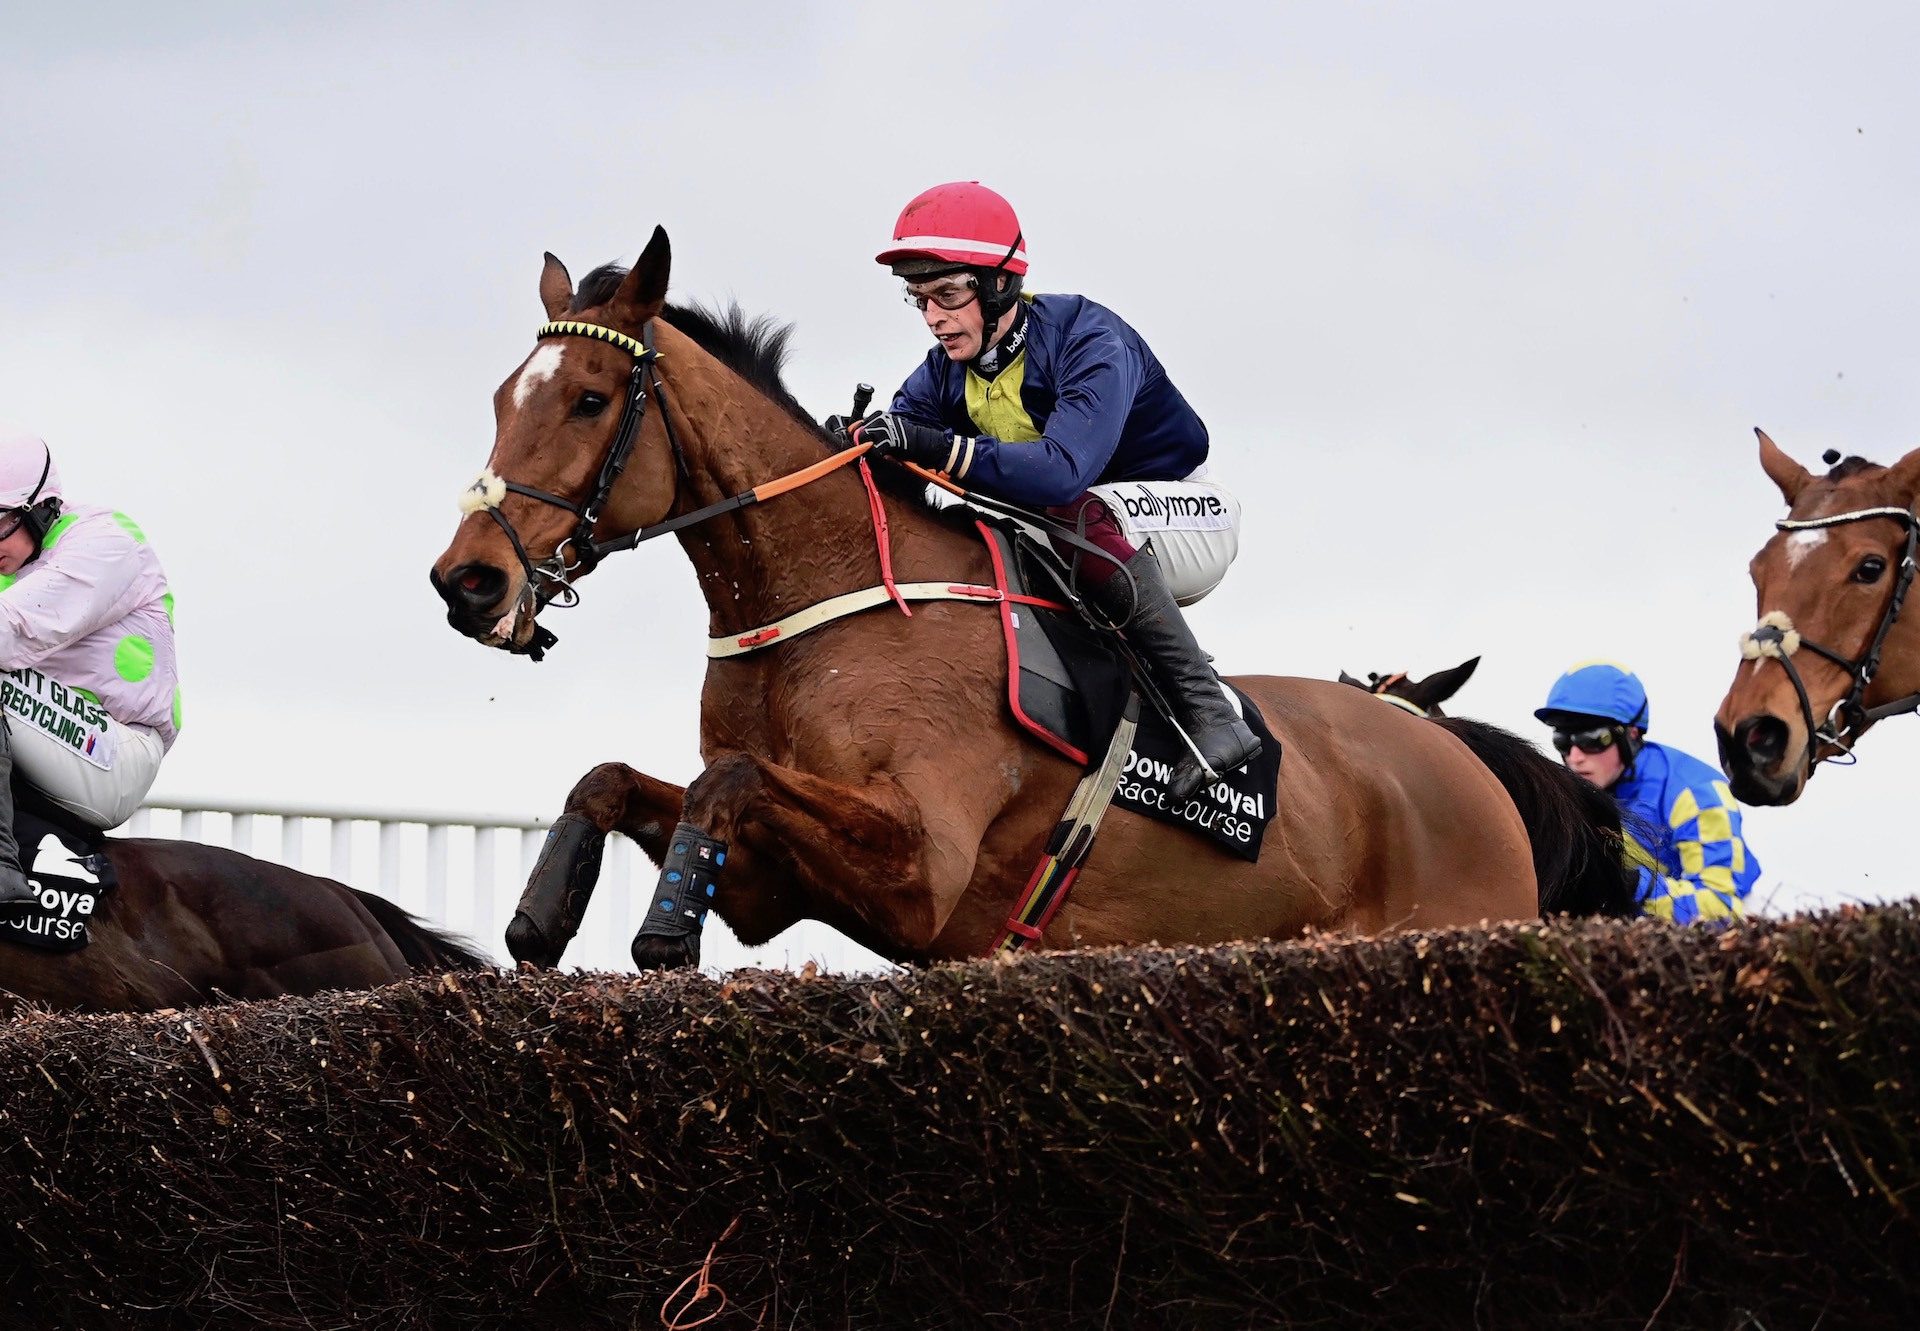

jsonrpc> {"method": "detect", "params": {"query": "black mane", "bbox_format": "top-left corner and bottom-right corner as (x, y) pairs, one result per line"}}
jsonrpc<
(1826, 455), (1879, 481)
(571, 260), (948, 513)
(572, 263), (821, 438)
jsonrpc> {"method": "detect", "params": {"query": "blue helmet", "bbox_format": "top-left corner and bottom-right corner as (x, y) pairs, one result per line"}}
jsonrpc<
(1534, 662), (1650, 730)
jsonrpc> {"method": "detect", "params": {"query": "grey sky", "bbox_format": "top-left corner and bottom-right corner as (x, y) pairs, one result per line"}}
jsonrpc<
(4, 2), (1917, 949)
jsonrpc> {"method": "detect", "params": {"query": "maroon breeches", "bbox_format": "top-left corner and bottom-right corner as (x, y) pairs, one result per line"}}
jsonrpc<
(1046, 492), (1136, 588)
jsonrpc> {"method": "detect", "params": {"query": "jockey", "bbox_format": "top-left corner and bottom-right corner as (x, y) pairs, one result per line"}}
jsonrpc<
(1535, 661), (1759, 923)
(853, 181), (1259, 799)
(0, 426), (178, 903)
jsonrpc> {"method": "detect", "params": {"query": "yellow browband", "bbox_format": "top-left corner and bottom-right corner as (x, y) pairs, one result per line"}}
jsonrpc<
(536, 320), (655, 360)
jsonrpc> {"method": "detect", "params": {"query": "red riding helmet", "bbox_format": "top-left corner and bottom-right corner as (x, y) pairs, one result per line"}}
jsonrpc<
(876, 181), (1029, 276)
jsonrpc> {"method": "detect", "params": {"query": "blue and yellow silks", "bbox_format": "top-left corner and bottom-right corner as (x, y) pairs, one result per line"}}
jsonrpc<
(1614, 741), (1760, 924)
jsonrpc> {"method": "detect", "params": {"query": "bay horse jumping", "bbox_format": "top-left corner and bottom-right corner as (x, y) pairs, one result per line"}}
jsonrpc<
(2, 808), (489, 1014)
(429, 230), (1632, 970)
(1717, 428), (1920, 805)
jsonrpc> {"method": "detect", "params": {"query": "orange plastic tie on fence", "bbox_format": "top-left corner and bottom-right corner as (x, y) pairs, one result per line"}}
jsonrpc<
(660, 1216), (741, 1329)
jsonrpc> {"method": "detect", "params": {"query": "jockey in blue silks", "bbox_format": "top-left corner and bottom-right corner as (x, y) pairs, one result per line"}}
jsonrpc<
(1536, 661), (1760, 923)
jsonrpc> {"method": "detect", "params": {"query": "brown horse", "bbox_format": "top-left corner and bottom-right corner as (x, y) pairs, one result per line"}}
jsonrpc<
(1717, 428), (1920, 805)
(1, 811), (489, 1014)
(1337, 657), (1481, 718)
(430, 230), (1631, 970)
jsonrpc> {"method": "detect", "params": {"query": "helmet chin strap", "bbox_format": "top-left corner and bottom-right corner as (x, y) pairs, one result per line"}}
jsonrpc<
(12, 443), (59, 566)
(973, 227), (1025, 331)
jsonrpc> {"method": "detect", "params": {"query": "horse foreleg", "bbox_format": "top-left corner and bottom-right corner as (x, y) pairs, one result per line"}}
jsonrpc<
(631, 752), (953, 972)
(505, 762), (685, 967)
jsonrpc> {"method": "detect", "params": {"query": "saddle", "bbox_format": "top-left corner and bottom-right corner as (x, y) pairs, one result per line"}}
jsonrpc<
(0, 776), (116, 953)
(976, 519), (1282, 862)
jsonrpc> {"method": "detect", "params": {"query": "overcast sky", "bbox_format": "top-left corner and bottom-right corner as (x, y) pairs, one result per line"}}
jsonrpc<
(4, 2), (1918, 966)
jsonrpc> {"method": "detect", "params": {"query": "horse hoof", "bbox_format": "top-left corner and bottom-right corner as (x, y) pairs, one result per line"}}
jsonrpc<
(631, 931), (700, 972)
(504, 912), (561, 968)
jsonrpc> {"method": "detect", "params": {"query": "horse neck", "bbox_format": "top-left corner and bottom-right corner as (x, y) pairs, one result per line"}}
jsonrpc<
(650, 328), (978, 636)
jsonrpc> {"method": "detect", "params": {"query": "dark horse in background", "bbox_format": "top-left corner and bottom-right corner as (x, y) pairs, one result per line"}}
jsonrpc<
(430, 229), (1636, 973)
(1341, 658), (1639, 919)
(1338, 657), (1482, 718)
(1, 789), (489, 1014)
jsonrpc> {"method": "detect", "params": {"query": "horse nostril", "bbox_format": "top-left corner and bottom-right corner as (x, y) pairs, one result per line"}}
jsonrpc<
(440, 562), (508, 615)
(1740, 715), (1789, 766)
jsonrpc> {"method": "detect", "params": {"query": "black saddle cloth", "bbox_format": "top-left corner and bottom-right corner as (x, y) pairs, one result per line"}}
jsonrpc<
(11, 775), (109, 867)
(1, 776), (116, 953)
(978, 520), (1281, 861)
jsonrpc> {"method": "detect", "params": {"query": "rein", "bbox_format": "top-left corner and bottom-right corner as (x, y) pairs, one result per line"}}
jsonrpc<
(1739, 504), (1920, 769)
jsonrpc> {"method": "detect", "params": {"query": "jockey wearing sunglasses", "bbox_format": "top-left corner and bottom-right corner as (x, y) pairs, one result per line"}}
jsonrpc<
(1536, 661), (1759, 924)
(0, 426), (178, 903)
(839, 181), (1257, 801)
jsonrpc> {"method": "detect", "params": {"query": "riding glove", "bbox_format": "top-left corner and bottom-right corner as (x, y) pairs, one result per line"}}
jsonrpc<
(856, 411), (955, 471)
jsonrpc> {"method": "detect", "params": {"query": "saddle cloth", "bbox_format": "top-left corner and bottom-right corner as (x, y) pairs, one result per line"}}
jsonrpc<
(975, 520), (1281, 862)
(0, 780), (116, 953)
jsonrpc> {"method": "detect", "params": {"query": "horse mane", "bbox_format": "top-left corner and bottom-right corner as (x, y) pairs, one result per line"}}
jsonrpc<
(574, 261), (967, 515)
(1826, 455), (1879, 481)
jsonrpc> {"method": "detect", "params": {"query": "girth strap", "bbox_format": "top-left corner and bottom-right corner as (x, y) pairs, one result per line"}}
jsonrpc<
(995, 695), (1141, 952)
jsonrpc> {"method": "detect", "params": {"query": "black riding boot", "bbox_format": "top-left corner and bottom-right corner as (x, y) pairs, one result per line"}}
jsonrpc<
(1090, 548), (1261, 801)
(0, 721), (34, 905)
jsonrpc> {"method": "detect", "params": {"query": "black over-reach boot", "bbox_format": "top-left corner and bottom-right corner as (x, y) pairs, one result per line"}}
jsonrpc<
(0, 722), (35, 905)
(1092, 548), (1261, 802)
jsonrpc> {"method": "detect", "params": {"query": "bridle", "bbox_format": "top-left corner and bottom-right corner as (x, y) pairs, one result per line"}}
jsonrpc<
(458, 320), (677, 657)
(459, 318), (875, 660)
(1367, 672), (1430, 718)
(1740, 504), (1920, 769)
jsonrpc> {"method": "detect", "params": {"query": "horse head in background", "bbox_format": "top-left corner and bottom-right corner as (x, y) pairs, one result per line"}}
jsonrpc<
(1337, 657), (1480, 719)
(1717, 429), (1920, 805)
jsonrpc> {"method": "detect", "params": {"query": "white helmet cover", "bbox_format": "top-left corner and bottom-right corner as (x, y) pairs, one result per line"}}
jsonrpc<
(0, 424), (61, 510)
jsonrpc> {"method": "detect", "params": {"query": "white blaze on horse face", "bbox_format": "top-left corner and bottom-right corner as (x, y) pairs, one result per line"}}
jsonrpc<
(512, 344), (567, 411)
(1785, 529), (1827, 570)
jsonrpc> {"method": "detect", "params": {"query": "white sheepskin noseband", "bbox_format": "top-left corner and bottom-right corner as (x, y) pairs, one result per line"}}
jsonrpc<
(1740, 610), (1802, 660)
(459, 470), (507, 514)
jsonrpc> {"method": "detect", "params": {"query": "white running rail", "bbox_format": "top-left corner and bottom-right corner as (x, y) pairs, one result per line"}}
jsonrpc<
(118, 798), (886, 976)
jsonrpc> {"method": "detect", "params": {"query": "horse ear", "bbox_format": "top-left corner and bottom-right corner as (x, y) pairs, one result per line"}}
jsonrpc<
(1885, 443), (1920, 505)
(1337, 670), (1367, 690)
(610, 225), (671, 329)
(1410, 656), (1479, 709)
(1757, 427), (1812, 506)
(539, 252), (574, 320)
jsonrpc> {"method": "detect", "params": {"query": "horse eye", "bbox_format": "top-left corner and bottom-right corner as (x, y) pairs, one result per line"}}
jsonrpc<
(1853, 556), (1887, 584)
(573, 392), (610, 419)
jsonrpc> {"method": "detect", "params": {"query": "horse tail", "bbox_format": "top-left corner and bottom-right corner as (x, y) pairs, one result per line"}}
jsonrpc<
(350, 888), (494, 972)
(1435, 717), (1640, 918)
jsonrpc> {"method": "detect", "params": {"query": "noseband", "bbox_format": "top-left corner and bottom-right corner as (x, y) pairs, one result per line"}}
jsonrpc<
(1739, 504), (1920, 769)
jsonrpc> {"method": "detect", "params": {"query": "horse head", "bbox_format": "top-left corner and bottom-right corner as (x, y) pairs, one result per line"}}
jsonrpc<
(1716, 428), (1920, 804)
(1336, 657), (1479, 718)
(430, 229), (681, 656)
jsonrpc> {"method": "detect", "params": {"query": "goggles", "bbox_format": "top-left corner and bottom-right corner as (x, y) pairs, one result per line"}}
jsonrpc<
(0, 508), (27, 544)
(1551, 726), (1619, 756)
(902, 274), (979, 311)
